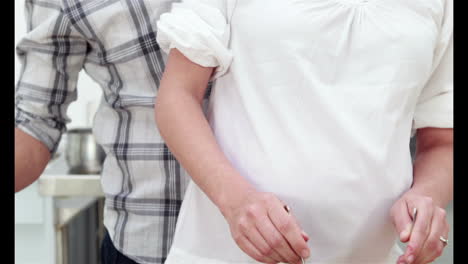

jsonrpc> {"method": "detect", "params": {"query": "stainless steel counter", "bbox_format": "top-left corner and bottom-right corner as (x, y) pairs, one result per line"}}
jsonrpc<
(38, 154), (104, 264)
(39, 154), (103, 197)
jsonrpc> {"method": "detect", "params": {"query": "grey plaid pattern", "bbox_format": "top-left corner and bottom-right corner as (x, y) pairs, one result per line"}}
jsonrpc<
(14, 0), (194, 263)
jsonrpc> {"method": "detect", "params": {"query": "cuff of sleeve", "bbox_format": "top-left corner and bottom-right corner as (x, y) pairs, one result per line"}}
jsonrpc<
(15, 109), (63, 154)
(156, 3), (233, 81)
(411, 91), (453, 134)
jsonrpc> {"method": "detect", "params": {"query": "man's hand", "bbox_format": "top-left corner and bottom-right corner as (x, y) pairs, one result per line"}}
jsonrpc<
(391, 190), (449, 264)
(15, 128), (51, 192)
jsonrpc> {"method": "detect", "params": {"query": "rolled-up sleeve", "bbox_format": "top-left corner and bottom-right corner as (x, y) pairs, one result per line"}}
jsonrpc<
(412, 0), (453, 132)
(15, 0), (87, 154)
(156, 0), (234, 80)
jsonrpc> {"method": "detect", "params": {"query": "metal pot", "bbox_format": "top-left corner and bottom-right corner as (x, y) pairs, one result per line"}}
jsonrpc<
(65, 128), (106, 174)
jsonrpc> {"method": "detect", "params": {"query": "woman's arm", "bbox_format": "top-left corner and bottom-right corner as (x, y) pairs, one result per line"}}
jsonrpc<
(155, 49), (310, 264)
(156, 49), (247, 210)
(411, 128), (453, 206)
(391, 128), (453, 264)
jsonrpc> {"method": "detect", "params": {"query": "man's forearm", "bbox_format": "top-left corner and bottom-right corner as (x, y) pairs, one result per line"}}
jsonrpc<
(410, 128), (453, 208)
(15, 128), (51, 192)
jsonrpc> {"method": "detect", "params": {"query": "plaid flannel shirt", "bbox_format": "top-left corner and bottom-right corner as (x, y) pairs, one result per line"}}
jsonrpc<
(14, 0), (197, 263)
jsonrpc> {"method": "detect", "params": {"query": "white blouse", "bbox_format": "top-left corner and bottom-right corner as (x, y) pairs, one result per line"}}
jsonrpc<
(156, 0), (453, 263)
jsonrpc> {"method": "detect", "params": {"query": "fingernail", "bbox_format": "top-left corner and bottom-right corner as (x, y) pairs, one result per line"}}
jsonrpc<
(407, 255), (414, 263)
(301, 249), (310, 258)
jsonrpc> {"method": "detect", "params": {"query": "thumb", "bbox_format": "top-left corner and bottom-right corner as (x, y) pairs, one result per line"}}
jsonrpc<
(391, 201), (413, 243)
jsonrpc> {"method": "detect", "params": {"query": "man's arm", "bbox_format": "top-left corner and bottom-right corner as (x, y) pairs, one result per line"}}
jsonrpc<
(15, 128), (51, 192)
(15, 0), (87, 192)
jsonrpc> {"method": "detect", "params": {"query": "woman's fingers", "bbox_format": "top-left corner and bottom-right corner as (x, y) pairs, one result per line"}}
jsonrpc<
(244, 224), (284, 263)
(402, 198), (435, 263)
(256, 215), (299, 263)
(413, 207), (449, 264)
(288, 212), (310, 243)
(390, 200), (413, 243)
(392, 193), (451, 264)
(268, 200), (310, 261)
(226, 192), (309, 263)
(234, 235), (278, 264)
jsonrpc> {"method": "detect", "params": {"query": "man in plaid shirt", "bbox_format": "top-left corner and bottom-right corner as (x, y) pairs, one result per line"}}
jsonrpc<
(14, 0), (197, 263)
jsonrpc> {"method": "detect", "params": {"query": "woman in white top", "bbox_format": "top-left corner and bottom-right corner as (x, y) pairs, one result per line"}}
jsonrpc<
(154, 0), (453, 263)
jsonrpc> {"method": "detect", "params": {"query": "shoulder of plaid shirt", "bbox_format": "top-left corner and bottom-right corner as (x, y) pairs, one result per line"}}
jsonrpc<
(14, 0), (199, 263)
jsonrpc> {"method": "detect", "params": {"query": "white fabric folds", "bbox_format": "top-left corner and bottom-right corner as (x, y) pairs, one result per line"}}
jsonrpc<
(156, 0), (233, 80)
(412, 0), (453, 132)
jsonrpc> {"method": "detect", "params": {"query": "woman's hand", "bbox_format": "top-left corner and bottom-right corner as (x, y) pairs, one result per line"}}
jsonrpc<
(390, 190), (449, 264)
(221, 190), (310, 264)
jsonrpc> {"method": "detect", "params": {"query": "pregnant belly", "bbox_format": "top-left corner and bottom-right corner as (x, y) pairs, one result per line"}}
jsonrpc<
(224, 151), (410, 262)
(206, 110), (411, 262)
(172, 179), (402, 263)
(276, 189), (399, 262)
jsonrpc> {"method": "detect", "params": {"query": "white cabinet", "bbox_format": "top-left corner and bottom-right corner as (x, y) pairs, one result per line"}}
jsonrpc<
(15, 182), (44, 224)
(15, 183), (55, 264)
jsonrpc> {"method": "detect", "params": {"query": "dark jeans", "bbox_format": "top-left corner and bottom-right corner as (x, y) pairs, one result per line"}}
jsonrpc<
(101, 229), (139, 264)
